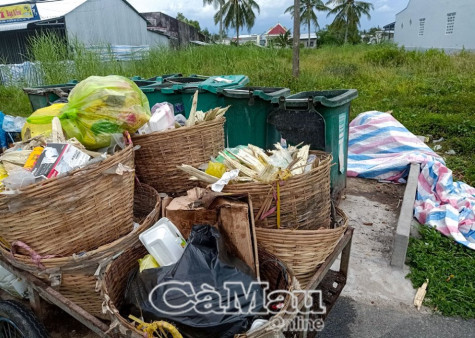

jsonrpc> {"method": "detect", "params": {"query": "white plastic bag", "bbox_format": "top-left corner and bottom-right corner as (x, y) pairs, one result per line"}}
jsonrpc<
(0, 265), (28, 298)
(2, 169), (37, 190)
(2, 115), (26, 133)
(138, 102), (175, 134)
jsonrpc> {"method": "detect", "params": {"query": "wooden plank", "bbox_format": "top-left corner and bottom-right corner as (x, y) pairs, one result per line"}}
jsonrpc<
(295, 228), (354, 308)
(340, 231), (353, 278)
(292, 228), (354, 337)
(214, 197), (258, 276)
(28, 286), (42, 319)
(0, 259), (109, 337)
(247, 195), (260, 279)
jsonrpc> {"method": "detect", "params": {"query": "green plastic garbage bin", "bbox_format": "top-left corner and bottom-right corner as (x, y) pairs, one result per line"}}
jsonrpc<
(129, 76), (158, 87)
(140, 82), (188, 116)
(164, 74), (209, 84)
(269, 89), (358, 202)
(143, 75), (209, 116)
(181, 75), (250, 116)
(23, 80), (78, 112)
(218, 87), (290, 148)
(145, 73), (183, 83)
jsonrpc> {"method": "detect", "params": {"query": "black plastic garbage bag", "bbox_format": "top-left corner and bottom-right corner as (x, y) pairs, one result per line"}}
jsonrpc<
(123, 225), (264, 338)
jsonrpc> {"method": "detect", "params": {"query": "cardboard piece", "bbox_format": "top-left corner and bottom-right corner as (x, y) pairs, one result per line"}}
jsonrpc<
(32, 143), (90, 178)
(165, 189), (259, 277)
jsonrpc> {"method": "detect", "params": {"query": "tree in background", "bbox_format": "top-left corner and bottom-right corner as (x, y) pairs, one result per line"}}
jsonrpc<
(292, 0), (300, 77)
(285, 0), (329, 47)
(203, 0), (225, 43)
(274, 30), (293, 48)
(216, 0), (260, 45)
(318, 22), (362, 45)
(176, 12), (201, 31)
(325, 0), (373, 44)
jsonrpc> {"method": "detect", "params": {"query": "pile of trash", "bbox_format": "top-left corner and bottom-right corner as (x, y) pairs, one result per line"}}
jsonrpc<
(137, 90), (229, 135)
(0, 75), (150, 192)
(180, 142), (314, 188)
(0, 76), (228, 193)
(119, 188), (269, 337)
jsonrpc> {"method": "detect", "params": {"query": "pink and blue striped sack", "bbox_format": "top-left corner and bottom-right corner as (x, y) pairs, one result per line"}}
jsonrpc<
(347, 111), (475, 250)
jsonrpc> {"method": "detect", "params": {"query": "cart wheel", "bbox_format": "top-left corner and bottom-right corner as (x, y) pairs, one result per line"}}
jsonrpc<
(0, 300), (48, 338)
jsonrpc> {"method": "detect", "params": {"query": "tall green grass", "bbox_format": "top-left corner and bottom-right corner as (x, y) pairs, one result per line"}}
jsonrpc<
(1, 36), (474, 184)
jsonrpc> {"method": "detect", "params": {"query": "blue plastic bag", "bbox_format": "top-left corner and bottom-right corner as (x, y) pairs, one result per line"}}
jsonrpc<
(0, 112), (7, 149)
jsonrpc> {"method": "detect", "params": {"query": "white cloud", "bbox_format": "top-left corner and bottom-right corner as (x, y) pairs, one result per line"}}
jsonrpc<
(376, 4), (393, 13)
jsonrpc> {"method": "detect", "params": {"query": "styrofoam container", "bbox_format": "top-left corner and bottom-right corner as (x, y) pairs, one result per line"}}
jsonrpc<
(139, 217), (186, 266)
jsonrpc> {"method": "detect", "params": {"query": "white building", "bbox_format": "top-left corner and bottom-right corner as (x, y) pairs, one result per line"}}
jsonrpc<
(300, 33), (318, 48)
(394, 0), (475, 52)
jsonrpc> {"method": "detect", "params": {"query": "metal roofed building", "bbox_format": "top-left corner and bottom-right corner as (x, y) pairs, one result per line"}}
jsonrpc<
(0, 0), (169, 63)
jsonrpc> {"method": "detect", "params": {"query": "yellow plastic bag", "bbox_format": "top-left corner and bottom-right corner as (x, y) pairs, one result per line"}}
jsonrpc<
(21, 104), (65, 141)
(205, 161), (226, 178)
(27, 76), (151, 149)
(0, 164), (7, 191)
(138, 254), (159, 272)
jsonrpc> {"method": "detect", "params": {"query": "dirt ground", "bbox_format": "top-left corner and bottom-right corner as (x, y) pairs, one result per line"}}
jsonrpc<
(344, 176), (405, 207)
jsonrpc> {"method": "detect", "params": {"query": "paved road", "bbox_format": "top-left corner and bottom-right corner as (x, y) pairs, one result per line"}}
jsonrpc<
(319, 296), (475, 338)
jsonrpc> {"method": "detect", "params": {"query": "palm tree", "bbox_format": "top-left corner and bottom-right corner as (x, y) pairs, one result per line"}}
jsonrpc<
(274, 30), (293, 48)
(285, 0), (329, 47)
(215, 0), (260, 45)
(326, 0), (373, 44)
(204, 0), (225, 43)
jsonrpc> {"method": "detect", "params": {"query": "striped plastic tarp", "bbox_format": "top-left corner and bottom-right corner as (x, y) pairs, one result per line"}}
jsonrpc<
(348, 111), (475, 250)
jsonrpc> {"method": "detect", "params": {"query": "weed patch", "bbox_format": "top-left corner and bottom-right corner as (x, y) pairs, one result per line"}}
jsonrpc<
(407, 225), (475, 318)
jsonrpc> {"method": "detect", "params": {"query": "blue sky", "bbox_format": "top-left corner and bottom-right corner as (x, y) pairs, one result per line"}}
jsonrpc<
(128, 0), (409, 35)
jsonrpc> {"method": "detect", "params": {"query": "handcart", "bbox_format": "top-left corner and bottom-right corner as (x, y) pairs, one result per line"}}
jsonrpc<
(0, 227), (353, 337)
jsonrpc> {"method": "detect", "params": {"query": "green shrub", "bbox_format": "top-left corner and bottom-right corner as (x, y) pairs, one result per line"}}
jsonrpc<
(364, 44), (408, 66)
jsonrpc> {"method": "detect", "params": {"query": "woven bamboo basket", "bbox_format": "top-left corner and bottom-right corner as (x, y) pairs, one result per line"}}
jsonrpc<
(0, 145), (135, 257)
(133, 118), (225, 195)
(223, 151), (332, 230)
(256, 207), (348, 288)
(0, 184), (160, 319)
(102, 245), (300, 337)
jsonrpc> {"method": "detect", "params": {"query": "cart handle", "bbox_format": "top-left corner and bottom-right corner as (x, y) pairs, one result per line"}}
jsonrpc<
(10, 241), (56, 269)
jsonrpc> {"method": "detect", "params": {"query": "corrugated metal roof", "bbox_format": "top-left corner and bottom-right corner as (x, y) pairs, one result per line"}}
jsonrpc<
(38, 0), (87, 19)
(0, 20), (37, 32)
(300, 33), (317, 39)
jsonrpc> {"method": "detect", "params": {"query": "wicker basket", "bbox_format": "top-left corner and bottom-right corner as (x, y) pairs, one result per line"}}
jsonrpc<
(133, 118), (225, 195)
(0, 184), (160, 319)
(256, 207), (348, 288)
(223, 151), (332, 230)
(0, 145), (135, 257)
(102, 245), (300, 337)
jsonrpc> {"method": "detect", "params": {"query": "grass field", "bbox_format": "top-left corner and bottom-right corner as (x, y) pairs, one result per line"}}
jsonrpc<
(1, 42), (474, 318)
(407, 225), (475, 318)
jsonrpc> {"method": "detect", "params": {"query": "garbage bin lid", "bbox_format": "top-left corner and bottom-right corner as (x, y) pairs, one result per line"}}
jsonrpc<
(199, 75), (249, 93)
(271, 89), (358, 108)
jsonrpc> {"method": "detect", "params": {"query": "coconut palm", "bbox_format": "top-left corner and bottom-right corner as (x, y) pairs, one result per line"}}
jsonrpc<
(203, 0), (225, 43)
(215, 0), (260, 45)
(274, 30), (293, 48)
(326, 0), (373, 44)
(285, 0), (329, 47)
